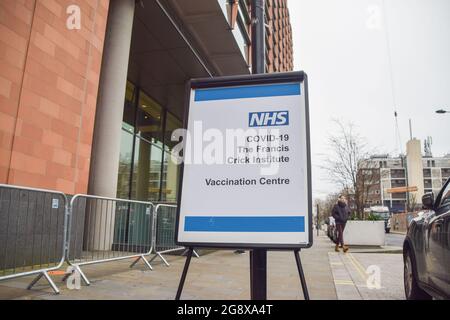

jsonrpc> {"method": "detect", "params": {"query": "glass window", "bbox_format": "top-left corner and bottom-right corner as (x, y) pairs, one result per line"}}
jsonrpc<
(116, 130), (134, 199)
(164, 112), (183, 151)
(131, 137), (163, 202)
(137, 92), (163, 145)
(160, 150), (180, 203)
(122, 81), (136, 133)
(439, 182), (450, 207)
(117, 81), (182, 204)
(232, 21), (249, 62)
(217, 0), (250, 63)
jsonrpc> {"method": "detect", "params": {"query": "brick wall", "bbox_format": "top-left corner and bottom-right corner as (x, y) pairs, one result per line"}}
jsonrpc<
(391, 212), (419, 232)
(0, 0), (109, 194)
(266, 0), (293, 72)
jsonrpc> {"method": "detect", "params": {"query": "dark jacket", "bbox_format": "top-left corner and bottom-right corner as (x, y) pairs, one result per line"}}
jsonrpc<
(332, 202), (350, 224)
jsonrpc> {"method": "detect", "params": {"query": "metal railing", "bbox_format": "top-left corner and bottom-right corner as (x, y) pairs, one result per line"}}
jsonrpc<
(148, 204), (199, 267)
(64, 195), (155, 286)
(0, 184), (69, 294)
(0, 184), (200, 294)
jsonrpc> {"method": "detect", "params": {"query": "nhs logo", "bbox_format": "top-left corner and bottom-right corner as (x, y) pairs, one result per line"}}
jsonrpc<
(249, 111), (289, 127)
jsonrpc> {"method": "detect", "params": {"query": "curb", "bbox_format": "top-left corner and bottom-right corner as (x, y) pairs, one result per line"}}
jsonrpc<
(389, 231), (407, 235)
(348, 246), (403, 254)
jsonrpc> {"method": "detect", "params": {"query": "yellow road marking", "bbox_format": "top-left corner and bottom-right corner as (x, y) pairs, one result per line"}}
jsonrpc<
(334, 280), (355, 285)
(350, 253), (369, 277)
(346, 253), (367, 282)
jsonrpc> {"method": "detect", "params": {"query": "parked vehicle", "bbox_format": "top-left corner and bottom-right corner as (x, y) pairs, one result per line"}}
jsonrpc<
(326, 216), (338, 244)
(366, 206), (392, 233)
(403, 178), (450, 300)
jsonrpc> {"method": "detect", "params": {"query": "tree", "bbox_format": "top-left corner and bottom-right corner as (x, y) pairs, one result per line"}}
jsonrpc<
(314, 192), (341, 223)
(407, 193), (418, 212)
(323, 120), (379, 219)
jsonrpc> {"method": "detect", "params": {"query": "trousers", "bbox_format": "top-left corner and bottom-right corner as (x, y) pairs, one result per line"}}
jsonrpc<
(336, 223), (346, 246)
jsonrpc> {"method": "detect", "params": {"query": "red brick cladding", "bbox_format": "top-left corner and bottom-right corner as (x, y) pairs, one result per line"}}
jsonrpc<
(0, 0), (109, 194)
(265, 0), (293, 72)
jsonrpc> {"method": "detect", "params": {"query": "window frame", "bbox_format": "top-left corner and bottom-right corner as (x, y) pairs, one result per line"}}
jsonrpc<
(436, 179), (450, 209)
(119, 80), (182, 202)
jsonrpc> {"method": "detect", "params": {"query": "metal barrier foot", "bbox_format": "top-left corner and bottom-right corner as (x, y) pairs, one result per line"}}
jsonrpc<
(61, 273), (70, 283)
(193, 250), (200, 258)
(27, 273), (43, 289)
(27, 271), (60, 294)
(62, 265), (90, 286)
(149, 253), (170, 267)
(75, 266), (91, 286)
(129, 255), (153, 271)
(157, 253), (170, 267)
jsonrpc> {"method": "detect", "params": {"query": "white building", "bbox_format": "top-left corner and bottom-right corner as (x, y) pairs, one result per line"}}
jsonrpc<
(363, 139), (450, 213)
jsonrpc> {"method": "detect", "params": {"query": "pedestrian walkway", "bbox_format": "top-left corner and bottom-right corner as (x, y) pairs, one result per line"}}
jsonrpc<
(329, 251), (405, 300)
(0, 232), (337, 300)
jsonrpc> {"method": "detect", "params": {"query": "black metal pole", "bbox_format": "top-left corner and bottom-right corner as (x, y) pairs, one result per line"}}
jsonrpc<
(175, 248), (193, 300)
(294, 249), (310, 300)
(317, 204), (320, 237)
(252, 0), (265, 74)
(250, 0), (267, 301)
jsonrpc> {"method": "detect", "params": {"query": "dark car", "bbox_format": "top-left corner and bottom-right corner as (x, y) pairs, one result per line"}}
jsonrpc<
(403, 178), (450, 300)
(325, 216), (338, 244)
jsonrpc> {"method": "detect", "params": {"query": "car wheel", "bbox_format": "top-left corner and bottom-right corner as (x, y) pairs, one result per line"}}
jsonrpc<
(404, 249), (432, 300)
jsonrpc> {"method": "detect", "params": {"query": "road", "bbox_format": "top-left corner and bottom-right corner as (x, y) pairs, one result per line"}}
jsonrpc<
(329, 251), (405, 300)
(385, 232), (405, 247)
(327, 231), (406, 300)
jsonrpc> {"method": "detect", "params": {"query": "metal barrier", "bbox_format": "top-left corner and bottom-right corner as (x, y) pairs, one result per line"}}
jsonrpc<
(148, 204), (199, 267)
(65, 195), (155, 285)
(0, 184), (198, 294)
(0, 184), (69, 294)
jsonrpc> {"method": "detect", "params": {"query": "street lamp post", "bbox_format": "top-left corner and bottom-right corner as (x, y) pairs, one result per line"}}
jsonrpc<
(250, 0), (266, 301)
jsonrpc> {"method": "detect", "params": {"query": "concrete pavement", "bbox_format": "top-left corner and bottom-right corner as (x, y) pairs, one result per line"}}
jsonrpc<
(0, 231), (404, 300)
(0, 232), (336, 300)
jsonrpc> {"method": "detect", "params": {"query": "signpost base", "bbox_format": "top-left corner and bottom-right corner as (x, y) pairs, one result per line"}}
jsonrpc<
(250, 249), (267, 300)
(175, 248), (310, 300)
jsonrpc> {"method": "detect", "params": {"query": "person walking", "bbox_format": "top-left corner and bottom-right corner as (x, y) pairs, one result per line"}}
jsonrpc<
(331, 195), (351, 253)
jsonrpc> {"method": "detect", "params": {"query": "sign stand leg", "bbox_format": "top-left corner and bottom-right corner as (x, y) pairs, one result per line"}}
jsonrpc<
(294, 249), (310, 300)
(175, 247), (194, 300)
(250, 249), (267, 300)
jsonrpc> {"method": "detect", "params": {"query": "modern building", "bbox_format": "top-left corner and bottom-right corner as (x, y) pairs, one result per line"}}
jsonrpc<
(0, 0), (294, 203)
(363, 139), (450, 212)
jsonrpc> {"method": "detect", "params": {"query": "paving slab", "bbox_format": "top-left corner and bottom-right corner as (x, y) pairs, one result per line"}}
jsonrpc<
(0, 232), (337, 300)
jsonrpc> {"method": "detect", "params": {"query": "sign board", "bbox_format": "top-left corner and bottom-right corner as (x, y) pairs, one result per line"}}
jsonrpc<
(387, 186), (418, 194)
(175, 72), (312, 249)
(52, 198), (59, 209)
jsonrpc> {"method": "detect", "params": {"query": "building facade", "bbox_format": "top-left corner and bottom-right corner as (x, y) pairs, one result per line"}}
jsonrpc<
(0, 0), (294, 203)
(265, 0), (294, 72)
(363, 141), (450, 212)
(0, 0), (109, 194)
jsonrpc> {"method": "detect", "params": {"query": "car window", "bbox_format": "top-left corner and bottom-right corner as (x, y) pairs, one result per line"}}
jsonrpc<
(439, 182), (450, 207)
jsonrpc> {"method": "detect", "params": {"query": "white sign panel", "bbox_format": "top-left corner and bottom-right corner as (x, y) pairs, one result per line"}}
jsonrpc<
(176, 72), (312, 249)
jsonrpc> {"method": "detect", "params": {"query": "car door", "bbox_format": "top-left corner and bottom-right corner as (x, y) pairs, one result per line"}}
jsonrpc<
(426, 180), (450, 295)
(441, 205), (450, 297)
(433, 180), (450, 296)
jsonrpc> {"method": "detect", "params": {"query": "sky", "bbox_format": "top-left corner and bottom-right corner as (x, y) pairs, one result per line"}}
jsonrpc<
(288, 0), (450, 199)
